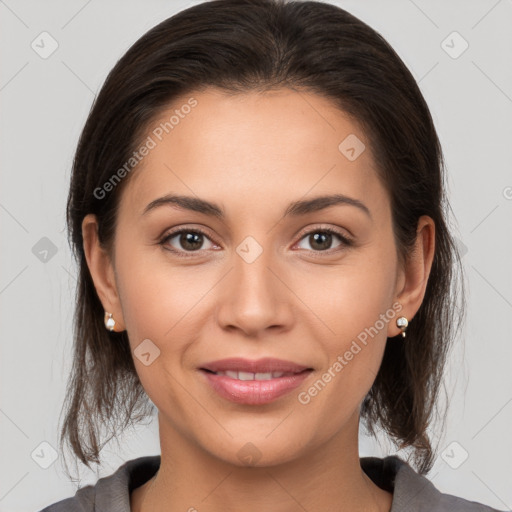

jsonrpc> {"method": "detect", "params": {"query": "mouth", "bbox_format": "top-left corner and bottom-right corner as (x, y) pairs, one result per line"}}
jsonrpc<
(200, 368), (311, 380)
(199, 356), (313, 375)
(198, 359), (314, 405)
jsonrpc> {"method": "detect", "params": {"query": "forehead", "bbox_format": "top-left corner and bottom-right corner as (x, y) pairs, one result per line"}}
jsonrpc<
(119, 87), (387, 220)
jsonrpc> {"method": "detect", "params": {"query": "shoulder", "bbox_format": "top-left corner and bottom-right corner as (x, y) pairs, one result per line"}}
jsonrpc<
(38, 455), (160, 512)
(361, 455), (506, 512)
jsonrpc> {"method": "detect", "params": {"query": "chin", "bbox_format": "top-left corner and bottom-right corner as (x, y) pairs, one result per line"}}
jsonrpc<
(203, 435), (306, 469)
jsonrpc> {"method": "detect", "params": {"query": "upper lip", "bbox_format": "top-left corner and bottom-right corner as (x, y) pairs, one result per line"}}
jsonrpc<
(200, 357), (312, 374)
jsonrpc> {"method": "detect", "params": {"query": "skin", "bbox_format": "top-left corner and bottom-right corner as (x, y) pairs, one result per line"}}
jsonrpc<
(82, 88), (435, 512)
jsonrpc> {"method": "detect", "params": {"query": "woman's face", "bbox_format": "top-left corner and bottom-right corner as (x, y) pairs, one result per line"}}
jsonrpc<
(86, 87), (427, 466)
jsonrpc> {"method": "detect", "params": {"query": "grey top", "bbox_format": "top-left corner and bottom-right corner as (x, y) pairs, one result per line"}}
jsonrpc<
(39, 455), (505, 511)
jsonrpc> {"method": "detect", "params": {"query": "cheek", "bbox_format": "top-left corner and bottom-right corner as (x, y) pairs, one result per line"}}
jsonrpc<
(299, 246), (397, 398)
(114, 245), (221, 373)
(113, 240), (187, 345)
(300, 249), (396, 342)
(296, 271), (394, 431)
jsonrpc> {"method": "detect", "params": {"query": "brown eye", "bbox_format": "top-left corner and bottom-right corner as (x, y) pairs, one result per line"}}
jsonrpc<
(296, 228), (352, 253)
(308, 232), (334, 251)
(160, 228), (217, 256)
(176, 231), (204, 251)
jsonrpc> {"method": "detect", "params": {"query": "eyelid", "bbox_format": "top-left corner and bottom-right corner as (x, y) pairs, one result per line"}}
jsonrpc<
(159, 225), (219, 257)
(293, 224), (353, 245)
(159, 223), (354, 257)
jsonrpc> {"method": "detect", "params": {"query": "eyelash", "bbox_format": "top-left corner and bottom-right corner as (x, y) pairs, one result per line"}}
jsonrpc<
(159, 226), (353, 259)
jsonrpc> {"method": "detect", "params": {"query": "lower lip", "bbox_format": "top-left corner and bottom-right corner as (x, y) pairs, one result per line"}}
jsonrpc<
(200, 369), (312, 405)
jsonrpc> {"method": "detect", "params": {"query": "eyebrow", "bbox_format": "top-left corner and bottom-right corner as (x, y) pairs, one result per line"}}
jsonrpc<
(142, 193), (371, 219)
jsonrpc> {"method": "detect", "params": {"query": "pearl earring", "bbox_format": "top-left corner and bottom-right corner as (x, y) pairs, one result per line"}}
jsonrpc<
(396, 316), (408, 338)
(104, 312), (116, 332)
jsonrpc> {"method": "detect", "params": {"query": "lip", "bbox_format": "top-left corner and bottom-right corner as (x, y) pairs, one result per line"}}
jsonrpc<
(199, 358), (314, 405)
(200, 357), (312, 374)
(200, 368), (313, 405)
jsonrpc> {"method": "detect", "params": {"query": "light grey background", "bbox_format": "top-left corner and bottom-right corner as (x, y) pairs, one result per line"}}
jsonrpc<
(1, 0), (511, 510)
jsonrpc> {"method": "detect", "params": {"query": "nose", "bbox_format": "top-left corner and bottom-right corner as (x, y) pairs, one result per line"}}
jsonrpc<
(214, 243), (294, 337)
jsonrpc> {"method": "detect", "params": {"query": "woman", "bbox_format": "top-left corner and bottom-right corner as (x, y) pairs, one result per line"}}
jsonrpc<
(40, 0), (504, 511)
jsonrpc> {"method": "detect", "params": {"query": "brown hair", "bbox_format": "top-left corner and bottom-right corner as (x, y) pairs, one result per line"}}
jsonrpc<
(61, 0), (465, 476)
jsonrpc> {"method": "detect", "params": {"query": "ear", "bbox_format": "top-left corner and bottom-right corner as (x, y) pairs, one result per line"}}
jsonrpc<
(82, 214), (126, 332)
(389, 215), (435, 337)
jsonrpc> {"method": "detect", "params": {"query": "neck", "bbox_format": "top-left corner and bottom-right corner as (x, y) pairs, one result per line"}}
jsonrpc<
(132, 413), (392, 512)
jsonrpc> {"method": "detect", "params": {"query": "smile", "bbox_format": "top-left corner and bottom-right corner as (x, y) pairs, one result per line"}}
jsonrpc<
(210, 370), (297, 380)
(200, 368), (313, 405)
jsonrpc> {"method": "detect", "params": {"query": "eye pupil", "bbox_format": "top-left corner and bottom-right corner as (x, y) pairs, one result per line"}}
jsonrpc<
(181, 232), (203, 251)
(310, 232), (332, 251)
(164, 227), (347, 257)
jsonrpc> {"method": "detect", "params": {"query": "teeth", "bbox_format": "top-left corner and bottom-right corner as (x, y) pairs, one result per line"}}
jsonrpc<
(265, 372), (285, 379)
(255, 372), (273, 380)
(215, 370), (289, 380)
